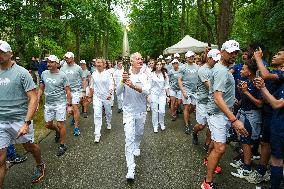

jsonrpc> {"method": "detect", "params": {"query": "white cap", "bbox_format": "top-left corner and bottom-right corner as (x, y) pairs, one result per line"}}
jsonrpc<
(64, 52), (75, 58)
(80, 60), (86, 64)
(158, 55), (163, 59)
(174, 53), (180, 58)
(171, 59), (179, 64)
(185, 51), (195, 58)
(207, 49), (221, 61)
(221, 40), (240, 53)
(48, 55), (59, 63)
(165, 56), (171, 60)
(0, 40), (12, 52)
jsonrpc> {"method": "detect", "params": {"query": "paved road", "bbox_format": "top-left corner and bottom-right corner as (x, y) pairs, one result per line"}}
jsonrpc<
(5, 104), (262, 189)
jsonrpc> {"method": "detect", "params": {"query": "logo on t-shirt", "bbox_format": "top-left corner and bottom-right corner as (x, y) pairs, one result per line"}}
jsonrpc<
(64, 70), (74, 75)
(45, 78), (56, 84)
(0, 78), (10, 86)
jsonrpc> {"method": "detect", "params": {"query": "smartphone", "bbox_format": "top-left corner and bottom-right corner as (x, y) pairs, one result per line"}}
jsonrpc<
(256, 70), (261, 78)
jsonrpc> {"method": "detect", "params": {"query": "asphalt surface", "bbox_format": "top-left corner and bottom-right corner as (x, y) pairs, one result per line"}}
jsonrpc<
(5, 103), (263, 189)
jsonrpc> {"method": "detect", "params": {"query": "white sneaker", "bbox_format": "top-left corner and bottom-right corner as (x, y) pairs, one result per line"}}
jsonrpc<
(230, 159), (243, 168)
(126, 167), (135, 180)
(94, 135), (100, 143)
(161, 125), (165, 131)
(231, 167), (252, 179)
(154, 127), (158, 133)
(133, 149), (140, 157)
(107, 123), (111, 130)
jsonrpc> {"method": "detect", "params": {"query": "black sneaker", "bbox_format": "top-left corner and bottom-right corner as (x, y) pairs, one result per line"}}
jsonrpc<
(185, 125), (190, 134)
(57, 145), (67, 156)
(6, 154), (27, 164)
(117, 109), (123, 113)
(83, 112), (88, 118)
(192, 132), (199, 145)
(31, 163), (46, 183)
(55, 131), (60, 143)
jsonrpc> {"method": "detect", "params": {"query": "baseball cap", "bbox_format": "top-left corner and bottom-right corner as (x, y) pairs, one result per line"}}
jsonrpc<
(221, 40), (240, 53)
(64, 52), (75, 58)
(48, 55), (59, 63)
(165, 56), (172, 60)
(80, 60), (86, 64)
(207, 49), (221, 61)
(171, 59), (179, 64)
(174, 53), (180, 58)
(16, 57), (20, 60)
(185, 51), (195, 58)
(0, 40), (12, 52)
(158, 55), (163, 59)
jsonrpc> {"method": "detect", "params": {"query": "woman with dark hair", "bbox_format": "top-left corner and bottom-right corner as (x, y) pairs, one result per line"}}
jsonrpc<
(149, 61), (170, 133)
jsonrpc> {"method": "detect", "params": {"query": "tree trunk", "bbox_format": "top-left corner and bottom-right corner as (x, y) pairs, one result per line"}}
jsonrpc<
(75, 29), (81, 62)
(217, 0), (233, 47)
(180, 0), (186, 38)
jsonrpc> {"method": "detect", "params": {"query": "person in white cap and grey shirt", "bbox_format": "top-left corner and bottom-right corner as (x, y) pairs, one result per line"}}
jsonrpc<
(164, 55), (172, 72)
(80, 60), (91, 118)
(201, 40), (248, 189)
(178, 50), (199, 134)
(38, 55), (72, 156)
(116, 52), (150, 180)
(0, 40), (45, 185)
(89, 59), (114, 143)
(192, 49), (221, 148)
(60, 52), (86, 136)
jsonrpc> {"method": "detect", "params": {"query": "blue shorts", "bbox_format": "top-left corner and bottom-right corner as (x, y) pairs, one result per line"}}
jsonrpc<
(270, 134), (284, 159)
(259, 113), (272, 143)
(240, 117), (253, 144)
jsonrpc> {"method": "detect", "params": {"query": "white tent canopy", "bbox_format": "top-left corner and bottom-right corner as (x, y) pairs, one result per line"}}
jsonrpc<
(163, 35), (218, 54)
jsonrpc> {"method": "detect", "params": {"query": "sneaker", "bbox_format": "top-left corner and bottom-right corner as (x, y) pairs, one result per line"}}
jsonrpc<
(171, 115), (177, 121)
(161, 125), (165, 131)
(230, 159), (243, 168)
(245, 170), (270, 184)
(55, 131), (60, 143)
(231, 167), (252, 179)
(203, 158), (208, 166)
(133, 149), (140, 157)
(185, 125), (190, 134)
(201, 180), (218, 189)
(252, 154), (261, 161)
(154, 127), (158, 133)
(107, 123), (111, 130)
(117, 109), (123, 113)
(203, 159), (222, 174)
(83, 112), (88, 118)
(31, 163), (46, 183)
(126, 167), (135, 180)
(6, 154), (27, 164)
(94, 135), (100, 143)
(57, 145), (67, 157)
(73, 128), (80, 136)
(192, 132), (199, 145)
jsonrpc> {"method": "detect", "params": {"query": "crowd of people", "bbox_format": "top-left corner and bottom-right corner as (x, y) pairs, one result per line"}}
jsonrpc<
(0, 38), (284, 189)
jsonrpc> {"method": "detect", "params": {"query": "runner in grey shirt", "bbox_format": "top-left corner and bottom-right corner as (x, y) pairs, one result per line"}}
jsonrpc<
(0, 40), (45, 185)
(61, 52), (86, 136)
(178, 51), (199, 134)
(38, 55), (72, 156)
(201, 40), (248, 189)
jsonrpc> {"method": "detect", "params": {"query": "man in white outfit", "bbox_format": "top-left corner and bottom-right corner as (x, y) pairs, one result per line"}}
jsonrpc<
(89, 59), (114, 143)
(113, 60), (124, 113)
(116, 52), (150, 180)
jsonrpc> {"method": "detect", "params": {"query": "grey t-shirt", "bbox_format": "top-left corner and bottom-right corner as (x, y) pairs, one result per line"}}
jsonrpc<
(41, 70), (69, 106)
(168, 68), (181, 91)
(207, 62), (235, 114)
(82, 69), (91, 78)
(0, 64), (36, 122)
(179, 63), (199, 93)
(196, 64), (211, 104)
(60, 63), (84, 93)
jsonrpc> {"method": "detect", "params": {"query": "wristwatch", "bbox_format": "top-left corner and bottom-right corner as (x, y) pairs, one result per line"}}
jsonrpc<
(24, 120), (31, 125)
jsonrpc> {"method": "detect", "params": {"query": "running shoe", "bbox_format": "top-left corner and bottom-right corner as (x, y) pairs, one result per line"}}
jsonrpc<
(31, 163), (46, 183)
(73, 128), (80, 136)
(201, 180), (218, 189)
(57, 145), (67, 157)
(192, 132), (199, 145)
(231, 167), (252, 179)
(83, 112), (88, 118)
(6, 154), (27, 164)
(126, 167), (135, 180)
(245, 170), (270, 184)
(230, 159), (243, 168)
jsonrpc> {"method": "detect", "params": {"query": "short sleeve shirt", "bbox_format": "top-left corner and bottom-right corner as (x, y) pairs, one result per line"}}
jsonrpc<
(179, 63), (199, 93)
(60, 63), (84, 93)
(207, 62), (235, 114)
(168, 68), (181, 91)
(0, 64), (36, 122)
(41, 70), (69, 106)
(239, 80), (262, 111)
(196, 64), (211, 104)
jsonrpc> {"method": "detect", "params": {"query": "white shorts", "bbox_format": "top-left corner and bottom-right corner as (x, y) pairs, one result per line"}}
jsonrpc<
(196, 103), (208, 125)
(181, 92), (196, 105)
(207, 113), (231, 144)
(86, 86), (90, 97)
(0, 121), (35, 149)
(169, 89), (181, 99)
(44, 104), (66, 122)
(71, 91), (82, 104)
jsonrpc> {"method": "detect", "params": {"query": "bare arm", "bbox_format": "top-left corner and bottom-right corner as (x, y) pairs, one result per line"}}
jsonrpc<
(65, 86), (72, 105)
